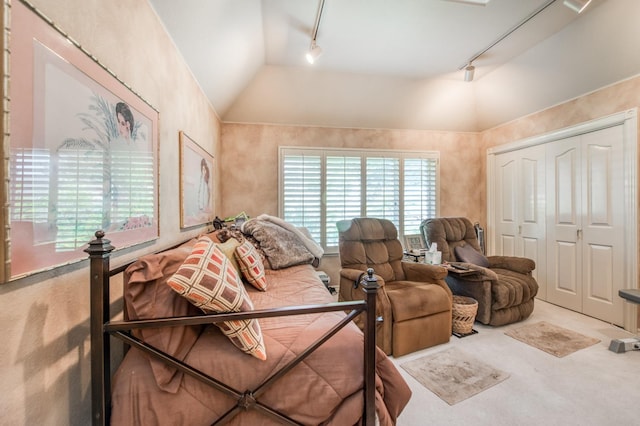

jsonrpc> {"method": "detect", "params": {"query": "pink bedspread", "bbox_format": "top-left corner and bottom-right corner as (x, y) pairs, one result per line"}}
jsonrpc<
(112, 259), (411, 425)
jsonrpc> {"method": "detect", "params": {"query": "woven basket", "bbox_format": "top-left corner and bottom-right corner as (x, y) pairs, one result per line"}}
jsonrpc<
(452, 295), (478, 335)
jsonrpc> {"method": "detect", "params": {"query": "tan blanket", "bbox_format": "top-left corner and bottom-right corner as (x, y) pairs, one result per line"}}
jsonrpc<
(113, 258), (411, 425)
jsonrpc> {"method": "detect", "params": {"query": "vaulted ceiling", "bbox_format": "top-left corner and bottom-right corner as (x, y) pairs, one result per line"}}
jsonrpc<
(149, 0), (640, 132)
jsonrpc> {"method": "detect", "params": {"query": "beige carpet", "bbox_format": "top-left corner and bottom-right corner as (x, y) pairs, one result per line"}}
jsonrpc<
(505, 320), (600, 357)
(400, 347), (510, 405)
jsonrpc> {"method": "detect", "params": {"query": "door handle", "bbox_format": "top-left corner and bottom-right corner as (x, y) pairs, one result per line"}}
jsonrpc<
(577, 228), (582, 239)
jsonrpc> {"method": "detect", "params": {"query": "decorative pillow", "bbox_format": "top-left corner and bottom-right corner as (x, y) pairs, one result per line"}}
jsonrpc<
(454, 243), (490, 268)
(215, 237), (242, 274)
(167, 237), (267, 360)
(235, 240), (268, 291)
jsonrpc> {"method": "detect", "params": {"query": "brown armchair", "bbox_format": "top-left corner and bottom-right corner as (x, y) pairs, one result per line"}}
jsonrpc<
(420, 217), (538, 326)
(337, 217), (452, 356)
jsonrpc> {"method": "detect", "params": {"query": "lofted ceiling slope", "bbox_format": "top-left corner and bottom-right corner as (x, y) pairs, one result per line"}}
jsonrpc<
(149, 0), (640, 132)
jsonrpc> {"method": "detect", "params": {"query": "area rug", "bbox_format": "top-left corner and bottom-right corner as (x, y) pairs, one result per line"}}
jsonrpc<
(400, 347), (509, 405)
(505, 321), (600, 357)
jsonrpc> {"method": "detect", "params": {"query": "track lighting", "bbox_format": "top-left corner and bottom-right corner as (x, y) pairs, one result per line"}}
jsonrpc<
(464, 63), (475, 82)
(306, 42), (323, 64)
(563, 0), (592, 13)
(458, 0), (557, 81)
(306, 0), (326, 65)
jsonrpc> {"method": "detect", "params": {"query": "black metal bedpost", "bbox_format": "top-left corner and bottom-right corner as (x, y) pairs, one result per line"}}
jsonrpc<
(85, 231), (114, 426)
(361, 268), (379, 425)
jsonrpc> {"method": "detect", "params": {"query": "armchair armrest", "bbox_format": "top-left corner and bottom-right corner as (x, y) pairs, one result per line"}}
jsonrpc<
(401, 261), (447, 282)
(487, 256), (535, 274)
(401, 262), (452, 299)
(340, 267), (386, 288)
(456, 263), (499, 281)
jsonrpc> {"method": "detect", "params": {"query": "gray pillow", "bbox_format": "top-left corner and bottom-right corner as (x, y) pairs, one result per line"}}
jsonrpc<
(454, 244), (489, 268)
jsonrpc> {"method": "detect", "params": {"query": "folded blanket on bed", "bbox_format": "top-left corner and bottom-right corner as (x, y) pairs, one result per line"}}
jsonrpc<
(256, 214), (324, 259)
(242, 217), (320, 269)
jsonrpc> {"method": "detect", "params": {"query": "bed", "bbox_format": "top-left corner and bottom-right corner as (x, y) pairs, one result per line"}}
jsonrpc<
(87, 217), (411, 425)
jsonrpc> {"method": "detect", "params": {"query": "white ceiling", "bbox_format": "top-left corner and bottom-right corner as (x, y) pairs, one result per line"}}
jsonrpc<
(149, 0), (640, 132)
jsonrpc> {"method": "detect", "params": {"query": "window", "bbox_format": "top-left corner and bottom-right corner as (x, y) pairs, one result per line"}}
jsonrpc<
(280, 147), (439, 252)
(10, 144), (155, 252)
(10, 148), (51, 225)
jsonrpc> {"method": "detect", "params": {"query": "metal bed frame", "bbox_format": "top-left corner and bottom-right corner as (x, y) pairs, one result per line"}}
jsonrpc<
(86, 231), (379, 425)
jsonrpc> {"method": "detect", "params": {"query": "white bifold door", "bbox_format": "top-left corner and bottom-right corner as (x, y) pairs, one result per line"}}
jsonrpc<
(545, 125), (625, 325)
(493, 145), (546, 299)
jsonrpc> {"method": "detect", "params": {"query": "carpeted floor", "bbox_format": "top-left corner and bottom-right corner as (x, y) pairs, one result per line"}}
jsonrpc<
(391, 299), (639, 426)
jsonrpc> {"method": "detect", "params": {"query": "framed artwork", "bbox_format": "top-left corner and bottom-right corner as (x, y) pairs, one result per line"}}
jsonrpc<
(4, 0), (159, 281)
(404, 234), (425, 252)
(179, 131), (214, 228)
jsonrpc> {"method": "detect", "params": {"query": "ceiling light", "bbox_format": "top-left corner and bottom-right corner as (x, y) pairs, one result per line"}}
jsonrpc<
(563, 0), (592, 13)
(464, 64), (475, 82)
(306, 0), (326, 65)
(306, 42), (323, 64)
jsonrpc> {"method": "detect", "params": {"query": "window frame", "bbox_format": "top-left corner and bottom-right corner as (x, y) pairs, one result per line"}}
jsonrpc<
(279, 146), (440, 254)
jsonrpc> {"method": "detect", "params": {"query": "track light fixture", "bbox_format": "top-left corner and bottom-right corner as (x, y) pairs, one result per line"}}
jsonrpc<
(458, 0), (557, 81)
(306, 42), (323, 64)
(306, 0), (326, 65)
(563, 0), (592, 13)
(464, 63), (475, 82)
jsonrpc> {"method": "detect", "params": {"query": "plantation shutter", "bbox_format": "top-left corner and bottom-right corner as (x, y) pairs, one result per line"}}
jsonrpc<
(403, 157), (437, 235)
(365, 156), (400, 224)
(10, 148), (50, 224)
(56, 148), (105, 251)
(282, 152), (322, 243)
(280, 147), (439, 251)
(325, 155), (362, 247)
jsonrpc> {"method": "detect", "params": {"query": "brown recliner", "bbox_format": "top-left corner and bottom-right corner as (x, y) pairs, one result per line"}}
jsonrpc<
(420, 217), (538, 326)
(337, 217), (452, 356)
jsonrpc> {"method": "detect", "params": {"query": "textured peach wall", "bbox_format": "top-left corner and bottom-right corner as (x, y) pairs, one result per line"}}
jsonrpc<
(220, 124), (484, 224)
(0, 1), (220, 424)
(481, 76), (640, 148)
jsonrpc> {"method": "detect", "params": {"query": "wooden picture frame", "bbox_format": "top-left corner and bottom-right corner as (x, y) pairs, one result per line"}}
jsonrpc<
(179, 131), (214, 228)
(5, 0), (159, 281)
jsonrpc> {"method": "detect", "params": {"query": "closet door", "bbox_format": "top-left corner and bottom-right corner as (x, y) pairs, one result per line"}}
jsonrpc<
(546, 126), (625, 324)
(546, 136), (582, 311)
(580, 126), (624, 324)
(494, 145), (546, 297)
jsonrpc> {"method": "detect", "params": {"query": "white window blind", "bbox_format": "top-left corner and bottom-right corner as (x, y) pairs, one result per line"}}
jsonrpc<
(280, 147), (439, 252)
(282, 153), (322, 242)
(10, 145), (155, 252)
(10, 148), (51, 224)
(326, 155), (362, 247)
(56, 147), (105, 251)
(366, 157), (400, 224)
(403, 157), (437, 236)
